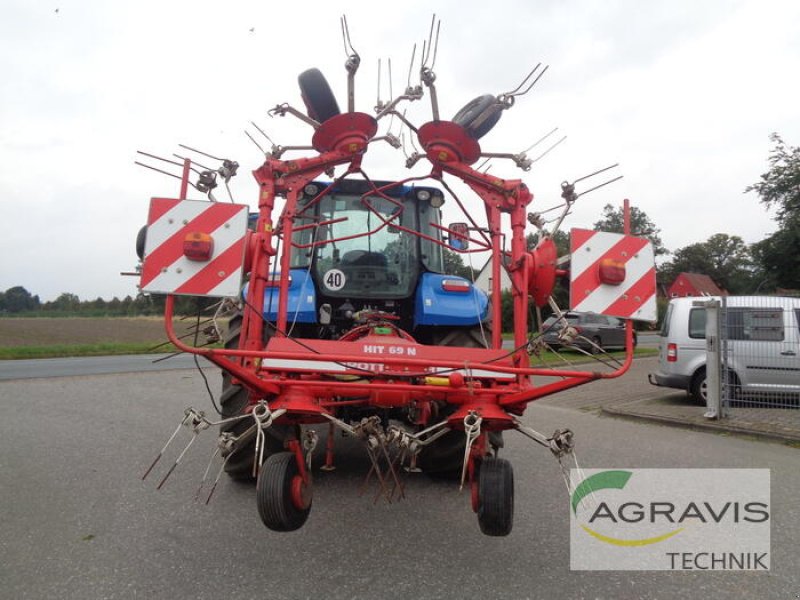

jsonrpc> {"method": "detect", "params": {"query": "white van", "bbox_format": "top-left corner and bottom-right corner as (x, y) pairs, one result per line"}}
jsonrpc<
(648, 296), (800, 403)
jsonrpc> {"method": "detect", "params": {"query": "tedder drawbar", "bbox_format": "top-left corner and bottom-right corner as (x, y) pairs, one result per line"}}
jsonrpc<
(135, 17), (656, 536)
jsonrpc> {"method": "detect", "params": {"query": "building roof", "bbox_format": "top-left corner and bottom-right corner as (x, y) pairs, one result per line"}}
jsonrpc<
(671, 272), (726, 296)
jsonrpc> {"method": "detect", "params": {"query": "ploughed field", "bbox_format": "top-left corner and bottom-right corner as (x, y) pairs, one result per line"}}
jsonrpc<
(0, 317), (187, 346)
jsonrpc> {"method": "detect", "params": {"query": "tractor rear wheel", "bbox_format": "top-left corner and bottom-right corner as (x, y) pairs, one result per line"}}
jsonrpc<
(432, 325), (491, 349)
(220, 312), (285, 481)
(477, 457), (514, 536)
(256, 451), (312, 532)
(419, 324), (498, 478)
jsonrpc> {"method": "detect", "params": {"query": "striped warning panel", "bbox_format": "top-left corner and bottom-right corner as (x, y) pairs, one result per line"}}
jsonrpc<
(569, 228), (657, 322)
(140, 198), (249, 297)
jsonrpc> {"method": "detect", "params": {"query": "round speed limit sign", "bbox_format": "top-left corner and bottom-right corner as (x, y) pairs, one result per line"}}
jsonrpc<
(323, 269), (346, 291)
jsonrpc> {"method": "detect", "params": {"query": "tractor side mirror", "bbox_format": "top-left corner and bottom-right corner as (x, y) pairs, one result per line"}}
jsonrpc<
(448, 222), (469, 250)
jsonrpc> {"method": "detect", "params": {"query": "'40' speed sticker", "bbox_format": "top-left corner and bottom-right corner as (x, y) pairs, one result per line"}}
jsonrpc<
(323, 269), (346, 291)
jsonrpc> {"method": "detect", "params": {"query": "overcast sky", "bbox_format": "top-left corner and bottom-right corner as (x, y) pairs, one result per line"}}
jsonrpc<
(1, 0), (798, 302)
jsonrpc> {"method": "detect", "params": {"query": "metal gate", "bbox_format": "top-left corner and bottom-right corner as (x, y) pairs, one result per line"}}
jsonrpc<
(718, 295), (800, 412)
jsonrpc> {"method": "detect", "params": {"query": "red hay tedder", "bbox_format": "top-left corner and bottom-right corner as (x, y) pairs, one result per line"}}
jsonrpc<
(135, 17), (656, 536)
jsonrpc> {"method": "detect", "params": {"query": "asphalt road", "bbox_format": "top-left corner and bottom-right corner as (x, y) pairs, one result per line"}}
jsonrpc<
(1, 361), (796, 600)
(0, 353), (212, 380)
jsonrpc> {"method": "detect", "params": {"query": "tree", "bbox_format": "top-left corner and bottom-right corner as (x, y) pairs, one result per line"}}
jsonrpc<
(659, 234), (755, 294)
(745, 133), (800, 227)
(750, 227), (800, 292)
(442, 248), (475, 280)
(48, 292), (81, 312)
(1, 286), (40, 313)
(526, 230), (570, 255)
(745, 134), (800, 290)
(593, 204), (668, 256)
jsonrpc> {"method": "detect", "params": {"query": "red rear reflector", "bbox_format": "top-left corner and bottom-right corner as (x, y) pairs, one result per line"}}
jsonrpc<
(183, 232), (214, 261)
(667, 343), (677, 362)
(442, 279), (470, 293)
(598, 258), (626, 285)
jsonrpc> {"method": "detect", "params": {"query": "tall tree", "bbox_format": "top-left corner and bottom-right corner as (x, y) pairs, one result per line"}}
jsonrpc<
(593, 204), (668, 256)
(745, 133), (800, 290)
(745, 133), (800, 227)
(659, 234), (755, 294)
(1, 286), (40, 313)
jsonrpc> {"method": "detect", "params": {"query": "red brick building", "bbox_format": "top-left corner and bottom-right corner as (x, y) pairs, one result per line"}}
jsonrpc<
(667, 272), (726, 298)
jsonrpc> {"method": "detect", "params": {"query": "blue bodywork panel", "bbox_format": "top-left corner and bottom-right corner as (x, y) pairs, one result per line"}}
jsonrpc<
(243, 269), (317, 323)
(414, 273), (488, 326)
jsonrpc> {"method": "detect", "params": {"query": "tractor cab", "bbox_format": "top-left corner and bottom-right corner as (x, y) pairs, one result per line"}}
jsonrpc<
(268, 179), (487, 340)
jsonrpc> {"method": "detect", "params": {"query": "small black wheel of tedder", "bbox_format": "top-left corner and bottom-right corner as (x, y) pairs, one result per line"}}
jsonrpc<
(298, 68), (341, 123)
(452, 94), (503, 140)
(477, 456), (514, 536)
(136, 225), (147, 260)
(256, 451), (312, 532)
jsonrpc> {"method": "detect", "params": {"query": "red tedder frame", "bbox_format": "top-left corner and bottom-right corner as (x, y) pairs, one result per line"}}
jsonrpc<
(159, 112), (637, 433)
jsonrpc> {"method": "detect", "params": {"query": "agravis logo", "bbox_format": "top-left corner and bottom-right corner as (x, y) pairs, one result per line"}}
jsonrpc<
(571, 470), (684, 547)
(569, 469), (771, 571)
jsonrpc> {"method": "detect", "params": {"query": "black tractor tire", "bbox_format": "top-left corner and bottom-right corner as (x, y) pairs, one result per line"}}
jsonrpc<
(298, 68), (341, 123)
(477, 457), (514, 536)
(220, 312), (285, 481)
(136, 225), (147, 260)
(452, 94), (503, 140)
(420, 323), (498, 478)
(256, 451), (312, 532)
(416, 430), (466, 479)
(432, 325), (491, 349)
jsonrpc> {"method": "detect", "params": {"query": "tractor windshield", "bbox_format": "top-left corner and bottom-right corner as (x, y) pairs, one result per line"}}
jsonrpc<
(305, 193), (420, 298)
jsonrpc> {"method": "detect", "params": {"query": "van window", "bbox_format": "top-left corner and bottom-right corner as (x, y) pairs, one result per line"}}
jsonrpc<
(660, 303), (674, 336)
(689, 308), (706, 339)
(726, 308), (784, 342)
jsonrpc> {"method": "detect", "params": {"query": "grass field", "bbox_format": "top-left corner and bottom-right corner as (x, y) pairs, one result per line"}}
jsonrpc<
(0, 317), (657, 362)
(0, 317), (212, 359)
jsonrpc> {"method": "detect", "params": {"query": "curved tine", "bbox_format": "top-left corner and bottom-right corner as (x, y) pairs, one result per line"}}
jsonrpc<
(136, 150), (184, 168)
(250, 121), (275, 146)
(506, 64), (550, 99)
(529, 135), (568, 165)
(341, 14), (358, 57)
(428, 18), (441, 70)
(376, 58), (382, 107)
(177, 143), (223, 161)
(406, 43), (417, 90)
(244, 130), (266, 155)
(173, 153), (213, 172)
(576, 175), (624, 199)
(501, 63), (541, 97)
(420, 15), (436, 68)
(573, 163), (619, 184)
(523, 127), (559, 154)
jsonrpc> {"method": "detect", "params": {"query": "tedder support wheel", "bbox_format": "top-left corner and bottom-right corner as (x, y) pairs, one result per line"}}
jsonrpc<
(477, 457), (514, 536)
(452, 94), (502, 140)
(220, 312), (285, 481)
(256, 452), (312, 532)
(298, 68), (341, 124)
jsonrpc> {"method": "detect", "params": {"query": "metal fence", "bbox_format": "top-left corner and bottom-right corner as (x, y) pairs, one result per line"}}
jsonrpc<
(715, 296), (800, 412)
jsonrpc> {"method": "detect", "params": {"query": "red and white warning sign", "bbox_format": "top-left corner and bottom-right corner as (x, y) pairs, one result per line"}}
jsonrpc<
(569, 228), (657, 322)
(140, 198), (249, 297)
